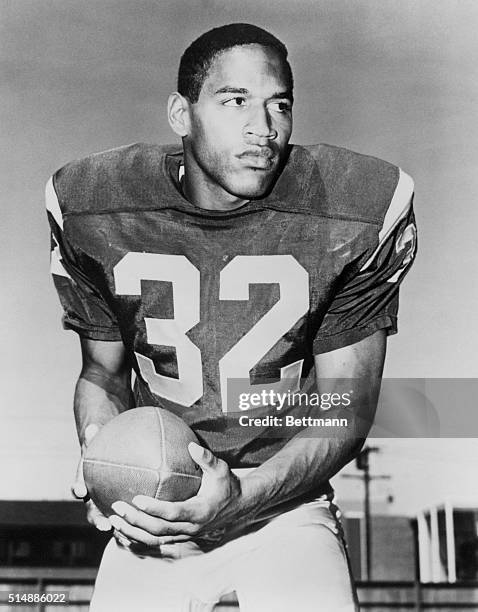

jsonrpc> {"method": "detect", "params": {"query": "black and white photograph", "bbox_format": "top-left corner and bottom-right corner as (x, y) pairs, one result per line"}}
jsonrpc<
(1, 1), (478, 610)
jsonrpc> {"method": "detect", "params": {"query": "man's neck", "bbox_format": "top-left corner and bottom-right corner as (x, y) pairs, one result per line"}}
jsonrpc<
(183, 179), (248, 212)
(181, 153), (248, 212)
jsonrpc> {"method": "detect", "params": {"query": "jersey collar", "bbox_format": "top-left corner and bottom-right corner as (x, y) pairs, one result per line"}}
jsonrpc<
(161, 145), (326, 217)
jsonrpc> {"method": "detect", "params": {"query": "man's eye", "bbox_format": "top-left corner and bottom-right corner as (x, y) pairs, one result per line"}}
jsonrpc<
(269, 101), (291, 113)
(223, 97), (246, 107)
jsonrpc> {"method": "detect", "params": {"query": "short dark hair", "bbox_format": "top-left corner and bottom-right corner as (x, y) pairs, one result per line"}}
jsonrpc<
(178, 23), (293, 103)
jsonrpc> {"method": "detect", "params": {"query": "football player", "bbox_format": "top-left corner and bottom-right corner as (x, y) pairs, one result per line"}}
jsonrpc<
(47, 23), (417, 612)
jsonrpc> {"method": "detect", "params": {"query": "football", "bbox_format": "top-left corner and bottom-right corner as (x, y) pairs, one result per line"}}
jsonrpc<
(83, 406), (202, 517)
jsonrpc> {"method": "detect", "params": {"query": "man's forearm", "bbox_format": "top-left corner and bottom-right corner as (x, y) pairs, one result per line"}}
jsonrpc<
(74, 370), (134, 444)
(238, 418), (364, 520)
(235, 330), (386, 522)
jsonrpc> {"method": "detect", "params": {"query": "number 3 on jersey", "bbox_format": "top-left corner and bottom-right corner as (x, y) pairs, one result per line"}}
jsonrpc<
(114, 254), (309, 413)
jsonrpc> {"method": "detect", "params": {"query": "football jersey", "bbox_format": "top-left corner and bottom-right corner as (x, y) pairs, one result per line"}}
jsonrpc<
(47, 143), (416, 469)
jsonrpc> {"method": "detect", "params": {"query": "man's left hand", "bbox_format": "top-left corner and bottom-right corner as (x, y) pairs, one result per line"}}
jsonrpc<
(109, 442), (243, 549)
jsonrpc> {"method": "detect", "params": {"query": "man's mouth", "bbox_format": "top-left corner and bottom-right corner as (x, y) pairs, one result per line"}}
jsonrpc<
(237, 149), (275, 169)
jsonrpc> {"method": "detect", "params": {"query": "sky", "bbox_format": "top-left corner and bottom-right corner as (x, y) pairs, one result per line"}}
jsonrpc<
(1, 0), (478, 515)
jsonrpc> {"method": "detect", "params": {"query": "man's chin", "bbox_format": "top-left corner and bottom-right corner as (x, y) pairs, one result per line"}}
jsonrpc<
(228, 172), (277, 200)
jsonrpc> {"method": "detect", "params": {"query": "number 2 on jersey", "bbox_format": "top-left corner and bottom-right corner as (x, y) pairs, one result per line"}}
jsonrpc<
(114, 254), (309, 412)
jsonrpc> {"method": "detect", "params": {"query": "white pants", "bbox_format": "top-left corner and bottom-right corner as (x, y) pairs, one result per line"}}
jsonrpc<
(90, 499), (357, 612)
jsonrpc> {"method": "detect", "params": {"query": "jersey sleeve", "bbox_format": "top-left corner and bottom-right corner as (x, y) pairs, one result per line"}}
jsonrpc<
(46, 175), (122, 341)
(313, 170), (417, 354)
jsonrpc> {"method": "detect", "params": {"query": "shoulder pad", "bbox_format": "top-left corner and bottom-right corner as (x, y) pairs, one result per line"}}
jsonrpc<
(303, 144), (413, 226)
(51, 143), (181, 216)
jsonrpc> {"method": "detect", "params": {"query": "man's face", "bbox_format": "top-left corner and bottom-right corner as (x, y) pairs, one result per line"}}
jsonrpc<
(184, 44), (293, 201)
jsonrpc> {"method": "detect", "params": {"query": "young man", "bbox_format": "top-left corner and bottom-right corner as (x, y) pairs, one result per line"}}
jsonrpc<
(47, 23), (416, 612)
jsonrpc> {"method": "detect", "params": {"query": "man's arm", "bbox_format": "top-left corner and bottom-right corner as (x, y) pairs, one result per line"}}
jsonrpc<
(108, 330), (386, 546)
(238, 329), (386, 516)
(74, 338), (134, 444)
(72, 338), (134, 529)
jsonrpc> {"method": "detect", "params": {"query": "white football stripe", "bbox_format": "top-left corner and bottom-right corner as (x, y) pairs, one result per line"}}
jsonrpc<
(360, 168), (414, 272)
(45, 176), (64, 230)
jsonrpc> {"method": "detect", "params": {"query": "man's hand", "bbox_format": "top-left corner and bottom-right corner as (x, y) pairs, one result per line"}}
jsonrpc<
(108, 442), (243, 550)
(72, 423), (111, 532)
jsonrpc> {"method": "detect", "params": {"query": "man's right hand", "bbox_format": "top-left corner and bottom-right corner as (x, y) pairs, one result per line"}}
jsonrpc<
(72, 423), (112, 532)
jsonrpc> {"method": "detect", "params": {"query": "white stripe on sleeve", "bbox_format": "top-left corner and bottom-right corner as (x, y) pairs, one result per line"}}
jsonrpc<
(360, 168), (414, 272)
(50, 243), (72, 279)
(45, 176), (64, 230)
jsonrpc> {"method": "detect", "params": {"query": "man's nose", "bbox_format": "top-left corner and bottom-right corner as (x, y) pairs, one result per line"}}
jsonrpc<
(244, 105), (277, 141)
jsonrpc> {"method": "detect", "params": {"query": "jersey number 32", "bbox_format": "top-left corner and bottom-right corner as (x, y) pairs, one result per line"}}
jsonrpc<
(114, 253), (309, 413)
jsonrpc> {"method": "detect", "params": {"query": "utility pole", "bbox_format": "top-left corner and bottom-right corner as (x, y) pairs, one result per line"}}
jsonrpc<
(343, 446), (390, 580)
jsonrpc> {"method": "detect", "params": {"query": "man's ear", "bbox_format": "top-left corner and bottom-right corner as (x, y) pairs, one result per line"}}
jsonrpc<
(168, 92), (191, 137)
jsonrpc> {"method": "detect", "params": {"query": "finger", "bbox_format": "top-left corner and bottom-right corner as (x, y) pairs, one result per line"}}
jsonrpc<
(133, 533), (192, 547)
(114, 527), (189, 551)
(71, 469), (87, 499)
(113, 529), (133, 549)
(132, 496), (201, 522)
(109, 515), (175, 547)
(188, 444), (230, 485)
(71, 479), (88, 500)
(86, 501), (112, 532)
(111, 501), (197, 536)
(188, 442), (219, 472)
(72, 449), (88, 501)
(83, 423), (100, 446)
(155, 534), (192, 544)
(73, 424), (101, 501)
(72, 451), (87, 499)
(71, 458), (89, 500)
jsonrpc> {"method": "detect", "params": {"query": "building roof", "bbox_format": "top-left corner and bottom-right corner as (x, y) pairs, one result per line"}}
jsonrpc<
(0, 501), (89, 527)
